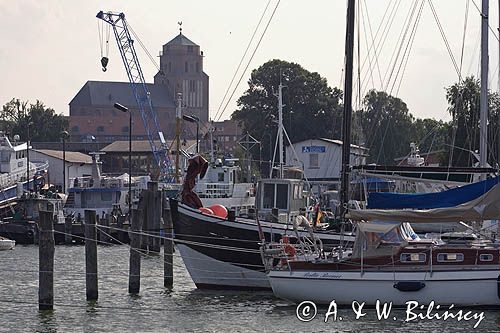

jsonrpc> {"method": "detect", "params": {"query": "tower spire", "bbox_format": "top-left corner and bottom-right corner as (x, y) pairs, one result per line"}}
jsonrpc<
(178, 21), (183, 34)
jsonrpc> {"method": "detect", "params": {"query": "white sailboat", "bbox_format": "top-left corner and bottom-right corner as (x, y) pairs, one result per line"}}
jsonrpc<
(263, 0), (500, 307)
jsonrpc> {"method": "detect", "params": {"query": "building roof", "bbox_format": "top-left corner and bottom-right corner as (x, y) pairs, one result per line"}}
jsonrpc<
(166, 33), (198, 46)
(101, 140), (197, 153)
(33, 149), (93, 164)
(69, 81), (175, 108)
(318, 138), (369, 151)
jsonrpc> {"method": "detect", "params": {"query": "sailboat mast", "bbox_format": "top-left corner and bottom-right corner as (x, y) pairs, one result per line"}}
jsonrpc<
(479, 0), (488, 175)
(278, 82), (284, 179)
(339, 0), (356, 217)
(175, 93), (182, 183)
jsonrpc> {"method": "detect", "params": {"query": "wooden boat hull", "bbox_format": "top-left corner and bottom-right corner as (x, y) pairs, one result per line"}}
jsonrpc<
(170, 199), (354, 290)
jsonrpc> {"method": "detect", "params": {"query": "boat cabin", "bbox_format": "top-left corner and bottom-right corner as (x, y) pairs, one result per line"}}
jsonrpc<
(256, 178), (308, 223)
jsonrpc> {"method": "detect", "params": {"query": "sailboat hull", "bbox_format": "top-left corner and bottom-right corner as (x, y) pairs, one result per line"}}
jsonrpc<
(268, 269), (500, 306)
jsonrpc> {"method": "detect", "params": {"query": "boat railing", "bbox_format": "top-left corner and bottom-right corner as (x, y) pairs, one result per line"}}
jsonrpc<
(69, 176), (124, 189)
(195, 182), (234, 198)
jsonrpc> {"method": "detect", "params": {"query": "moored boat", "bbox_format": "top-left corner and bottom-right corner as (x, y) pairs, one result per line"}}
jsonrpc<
(0, 236), (15, 250)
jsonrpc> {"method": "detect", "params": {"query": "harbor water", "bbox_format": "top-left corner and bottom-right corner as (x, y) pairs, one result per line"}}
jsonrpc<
(0, 245), (499, 332)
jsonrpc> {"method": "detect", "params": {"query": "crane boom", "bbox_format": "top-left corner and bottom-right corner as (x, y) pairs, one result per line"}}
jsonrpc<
(96, 11), (174, 181)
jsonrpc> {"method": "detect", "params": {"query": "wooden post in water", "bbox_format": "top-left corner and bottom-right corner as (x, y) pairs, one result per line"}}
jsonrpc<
(39, 210), (54, 310)
(129, 208), (142, 293)
(84, 210), (98, 301)
(140, 188), (150, 251)
(162, 192), (174, 288)
(64, 216), (73, 245)
(149, 181), (161, 253)
(100, 213), (111, 244)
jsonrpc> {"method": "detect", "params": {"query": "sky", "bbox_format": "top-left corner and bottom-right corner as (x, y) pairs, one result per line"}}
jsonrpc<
(1, 0), (499, 123)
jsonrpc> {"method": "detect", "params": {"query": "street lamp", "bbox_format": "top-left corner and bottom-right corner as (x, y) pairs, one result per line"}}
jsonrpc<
(60, 131), (69, 193)
(114, 102), (132, 218)
(26, 118), (33, 191)
(182, 114), (200, 154)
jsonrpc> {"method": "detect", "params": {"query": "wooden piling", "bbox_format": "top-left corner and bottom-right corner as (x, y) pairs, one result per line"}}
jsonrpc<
(162, 193), (174, 288)
(140, 188), (150, 252)
(84, 210), (98, 301)
(64, 216), (73, 245)
(149, 181), (161, 253)
(129, 208), (142, 293)
(99, 214), (111, 244)
(38, 210), (54, 310)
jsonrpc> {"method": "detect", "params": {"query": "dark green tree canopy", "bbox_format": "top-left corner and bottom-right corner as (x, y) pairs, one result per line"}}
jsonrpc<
(356, 90), (414, 164)
(446, 76), (500, 167)
(1, 98), (68, 142)
(232, 59), (343, 162)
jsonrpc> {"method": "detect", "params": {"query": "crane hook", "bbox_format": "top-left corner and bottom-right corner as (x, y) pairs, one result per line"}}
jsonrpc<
(101, 57), (109, 72)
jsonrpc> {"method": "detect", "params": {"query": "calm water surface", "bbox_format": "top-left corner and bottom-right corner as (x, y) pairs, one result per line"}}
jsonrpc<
(0, 245), (498, 332)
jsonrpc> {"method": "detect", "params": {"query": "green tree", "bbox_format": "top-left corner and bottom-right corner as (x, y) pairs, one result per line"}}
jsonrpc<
(232, 59), (343, 166)
(357, 90), (415, 164)
(446, 76), (500, 167)
(1, 99), (68, 142)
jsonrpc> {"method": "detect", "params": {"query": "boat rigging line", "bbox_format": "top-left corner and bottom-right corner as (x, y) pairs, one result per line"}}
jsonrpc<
(214, 0), (281, 122)
(212, 0), (272, 123)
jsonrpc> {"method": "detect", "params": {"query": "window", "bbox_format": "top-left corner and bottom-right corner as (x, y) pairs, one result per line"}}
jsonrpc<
(196, 62), (199, 72)
(71, 126), (79, 133)
(101, 192), (112, 202)
(437, 253), (464, 263)
(188, 45), (193, 53)
(262, 183), (275, 209)
(189, 80), (196, 92)
(218, 173), (224, 182)
(185, 62), (188, 72)
(276, 184), (289, 209)
(122, 126), (129, 133)
(479, 254), (493, 262)
(400, 253), (426, 263)
(309, 153), (319, 169)
(97, 126), (105, 132)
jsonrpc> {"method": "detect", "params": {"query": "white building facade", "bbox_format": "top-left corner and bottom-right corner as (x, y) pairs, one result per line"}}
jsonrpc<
(31, 149), (93, 192)
(286, 138), (368, 185)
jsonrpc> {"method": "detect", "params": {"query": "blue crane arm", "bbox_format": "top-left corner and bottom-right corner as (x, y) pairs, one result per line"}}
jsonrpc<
(96, 11), (174, 182)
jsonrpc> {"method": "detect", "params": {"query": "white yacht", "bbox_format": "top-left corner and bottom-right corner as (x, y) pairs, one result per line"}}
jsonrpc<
(63, 153), (149, 220)
(0, 132), (48, 205)
(195, 158), (255, 215)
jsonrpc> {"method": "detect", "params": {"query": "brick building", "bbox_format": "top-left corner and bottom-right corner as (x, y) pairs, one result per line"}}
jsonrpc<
(211, 119), (243, 155)
(69, 30), (209, 143)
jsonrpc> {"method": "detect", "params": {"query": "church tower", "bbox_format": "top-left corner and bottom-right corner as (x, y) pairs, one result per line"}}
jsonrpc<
(154, 26), (209, 123)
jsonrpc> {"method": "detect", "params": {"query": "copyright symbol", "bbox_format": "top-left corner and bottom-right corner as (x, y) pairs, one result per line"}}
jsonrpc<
(296, 300), (317, 322)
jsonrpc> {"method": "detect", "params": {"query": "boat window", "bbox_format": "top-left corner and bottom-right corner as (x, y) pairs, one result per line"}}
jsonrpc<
(293, 184), (299, 199)
(437, 253), (464, 262)
(400, 253), (426, 263)
(479, 254), (493, 262)
(262, 183), (275, 209)
(276, 184), (288, 209)
(101, 192), (113, 202)
(1, 151), (10, 162)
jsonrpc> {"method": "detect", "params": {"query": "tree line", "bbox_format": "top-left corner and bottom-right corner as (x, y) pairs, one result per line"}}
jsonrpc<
(232, 59), (500, 168)
(0, 99), (68, 142)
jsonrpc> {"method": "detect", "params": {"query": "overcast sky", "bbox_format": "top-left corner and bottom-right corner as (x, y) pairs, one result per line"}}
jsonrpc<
(1, 0), (499, 123)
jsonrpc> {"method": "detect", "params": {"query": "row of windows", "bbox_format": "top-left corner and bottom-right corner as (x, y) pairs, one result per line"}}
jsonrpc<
(400, 252), (495, 263)
(72, 126), (130, 134)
